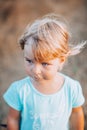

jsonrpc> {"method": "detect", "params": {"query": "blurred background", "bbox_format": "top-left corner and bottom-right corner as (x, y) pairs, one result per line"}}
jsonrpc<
(0, 0), (87, 129)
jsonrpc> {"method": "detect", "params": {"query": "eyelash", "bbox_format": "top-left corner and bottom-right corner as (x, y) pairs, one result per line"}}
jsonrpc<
(42, 63), (49, 66)
(25, 58), (50, 66)
(26, 59), (33, 63)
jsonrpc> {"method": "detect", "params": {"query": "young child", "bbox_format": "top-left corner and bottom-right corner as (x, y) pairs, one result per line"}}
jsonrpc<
(3, 13), (86, 130)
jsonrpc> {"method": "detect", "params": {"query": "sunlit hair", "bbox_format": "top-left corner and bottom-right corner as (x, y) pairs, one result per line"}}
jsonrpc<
(18, 13), (86, 62)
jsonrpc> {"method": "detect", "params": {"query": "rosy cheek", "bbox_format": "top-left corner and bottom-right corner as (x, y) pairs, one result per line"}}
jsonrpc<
(42, 72), (52, 80)
(25, 65), (30, 73)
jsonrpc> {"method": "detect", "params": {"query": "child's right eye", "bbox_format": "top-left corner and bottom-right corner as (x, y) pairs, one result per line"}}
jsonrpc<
(26, 58), (33, 63)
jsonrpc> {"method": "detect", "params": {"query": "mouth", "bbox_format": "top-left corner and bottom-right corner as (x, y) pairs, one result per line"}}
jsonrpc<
(34, 76), (41, 79)
(32, 74), (43, 80)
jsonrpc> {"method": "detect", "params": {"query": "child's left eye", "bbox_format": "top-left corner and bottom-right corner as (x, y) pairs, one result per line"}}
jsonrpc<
(42, 63), (49, 66)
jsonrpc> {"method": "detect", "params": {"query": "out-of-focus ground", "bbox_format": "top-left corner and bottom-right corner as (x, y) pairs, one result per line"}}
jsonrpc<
(0, 0), (87, 129)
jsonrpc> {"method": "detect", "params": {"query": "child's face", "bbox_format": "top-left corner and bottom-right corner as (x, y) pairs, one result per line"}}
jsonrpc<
(24, 44), (64, 83)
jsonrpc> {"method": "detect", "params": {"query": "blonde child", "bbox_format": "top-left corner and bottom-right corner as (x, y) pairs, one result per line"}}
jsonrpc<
(3, 13), (86, 130)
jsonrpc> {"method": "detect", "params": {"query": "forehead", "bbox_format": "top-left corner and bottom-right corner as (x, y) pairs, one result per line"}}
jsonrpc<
(24, 44), (60, 63)
(24, 46), (34, 59)
(24, 34), (64, 62)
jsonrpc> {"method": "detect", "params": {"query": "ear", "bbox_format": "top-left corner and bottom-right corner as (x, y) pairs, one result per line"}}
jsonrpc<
(59, 57), (66, 71)
(60, 57), (66, 63)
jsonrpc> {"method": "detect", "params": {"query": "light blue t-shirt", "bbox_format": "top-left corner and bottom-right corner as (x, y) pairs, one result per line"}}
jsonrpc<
(3, 74), (85, 130)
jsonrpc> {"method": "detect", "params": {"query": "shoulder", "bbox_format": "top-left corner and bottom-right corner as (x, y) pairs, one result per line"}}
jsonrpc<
(3, 77), (32, 108)
(62, 73), (85, 107)
(13, 76), (29, 84)
(11, 76), (30, 87)
(62, 73), (82, 91)
(6, 77), (31, 94)
(63, 73), (84, 98)
(3, 77), (30, 111)
(61, 73), (79, 85)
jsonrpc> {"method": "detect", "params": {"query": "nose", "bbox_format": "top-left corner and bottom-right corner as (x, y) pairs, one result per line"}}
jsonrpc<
(32, 63), (41, 75)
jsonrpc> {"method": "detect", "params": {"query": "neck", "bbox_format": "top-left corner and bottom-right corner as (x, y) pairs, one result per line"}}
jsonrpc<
(30, 73), (64, 95)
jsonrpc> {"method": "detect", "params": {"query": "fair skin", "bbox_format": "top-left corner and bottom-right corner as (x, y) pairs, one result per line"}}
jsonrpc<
(7, 108), (20, 130)
(70, 107), (84, 130)
(7, 43), (84, 130)
(24, 44), (65, 94)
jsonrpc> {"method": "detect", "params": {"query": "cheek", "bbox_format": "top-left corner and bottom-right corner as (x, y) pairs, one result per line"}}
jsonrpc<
(24, 63), (31, 75)
(25, 66), (30, 75)
(43, 68), (58, 79)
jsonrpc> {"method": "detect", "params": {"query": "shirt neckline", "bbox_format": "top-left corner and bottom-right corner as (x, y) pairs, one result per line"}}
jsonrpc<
(27, 73), (67, 97)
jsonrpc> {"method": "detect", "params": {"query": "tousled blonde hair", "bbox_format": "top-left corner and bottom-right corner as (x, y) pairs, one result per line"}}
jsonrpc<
(18, 13), (86, 62)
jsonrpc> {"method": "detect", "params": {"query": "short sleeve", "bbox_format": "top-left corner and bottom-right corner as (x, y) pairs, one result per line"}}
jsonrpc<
(3, 82), (22, 111)
(72, 81), (85, 108)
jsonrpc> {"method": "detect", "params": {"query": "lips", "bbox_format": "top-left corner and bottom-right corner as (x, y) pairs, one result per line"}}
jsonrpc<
(33, 74), (42, 80)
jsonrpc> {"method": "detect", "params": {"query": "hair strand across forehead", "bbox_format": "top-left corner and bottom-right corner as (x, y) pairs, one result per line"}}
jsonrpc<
(18, 13), (87, 61)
